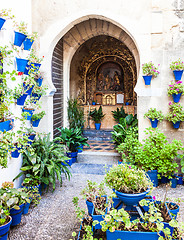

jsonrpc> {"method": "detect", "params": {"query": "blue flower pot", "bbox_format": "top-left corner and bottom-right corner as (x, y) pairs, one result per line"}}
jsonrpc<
(23, 38), (34, 51)
(167, 202), (179, 219)
(173, 121), (180, 129)
(36, 77), (43, 87)
(143, 75), (152, 85)
(67, 152), (77, 163)
(106, 229), (160, 240)
(171, 178), (177, 188)
(177, 175), (183, 185)
(23, 83), (34, 95)
(11, 146), (21, 158)
(31, 118), (41, 127)
(16, 94), (27, 106)
(0, 120), (11, 132)
(14, 31), (27, 47)
(27, 134), (36, 145)
(22, 108), (35, 120)
(61, 158), (73, 166)
(161, 176), (170, 183)
(86, 200), (94, 216)
(173, 70), (183, 81)
(10, 203), (24, 226)
(0, 216), (12, 240)
(114, 189), (150, 206)
(0, 18), (6, 30)
(23, 202), (31, 214)
(24, 62), (41, 75)
(16, 58), (29, 73)
(77, 145), (83, 153)
(146, 170), (158, 187)
(149, 119), (158, 128)
(92, 101), (96, 105)
(172, 93), (182, 103)
(95, 123), (101, 130)
(112, 197), (123, 210)
(31, 93), (41, 103)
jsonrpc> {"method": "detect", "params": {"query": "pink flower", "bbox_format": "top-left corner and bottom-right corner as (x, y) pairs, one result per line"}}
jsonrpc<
(177, 81), (182, 84)
(169, 102), (172, 105)
(158, 64), (160, 66)
(153, 196), (156, 200)
(129, 166), (131, 169)
(176, 89), (179, 91)
(174, 114), (176, 116)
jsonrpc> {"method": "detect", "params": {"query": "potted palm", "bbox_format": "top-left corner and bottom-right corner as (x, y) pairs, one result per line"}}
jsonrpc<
(144, 108), (164, 128)
(166, 102), (184, 128)
(142, 61), (160, 85)
(170, 58), (184, 81)
(167, 81), (184, 103)
(89, 106), (105, 130)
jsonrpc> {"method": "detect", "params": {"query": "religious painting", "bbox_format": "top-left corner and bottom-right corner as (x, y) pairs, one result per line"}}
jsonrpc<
(96, 62), (124, 92)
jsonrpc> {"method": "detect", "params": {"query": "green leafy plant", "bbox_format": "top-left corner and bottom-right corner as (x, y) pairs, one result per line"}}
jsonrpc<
(111, 107), (127, 123)
(168, 81), (184, 96)
(28, 49), (44, 64)
(13, 84), (27, 100)
(0, 9), (15, 19)
(144, 108), (164, 121)
(57, 127), (89, 152)
(170, 59), (184, 71)
(166, 102), (184, 124)
(89, 106), (105, 123)
(0, 131), (13, 168)
(13, 21), (28, 35)
(31, 111), (45, 121)
(27, 32), (38, 41)
(14, 133), (71, 191)
(142, 61), (160, 78)
(104, 163), (153, 194)
(67, 98), (84, 129)
(0, 207), (10, 226)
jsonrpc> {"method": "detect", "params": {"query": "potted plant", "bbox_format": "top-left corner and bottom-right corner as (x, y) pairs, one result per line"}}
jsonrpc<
(23, 32), (38, 51)
(0, 207), (12, 240)
(142, 61), (160, 85)
(144, 108), (164, 128)
(104, 164), (153, 206)
(0, 8), (15, 30)
(13, 21), (28, 47)
(0, 131), (14, 168)
(0, 102), (13, 132)
(34, 71), (43, 87)
(13, 84), (28, 106)
(111, 106), (127, 123)
(24, 49), (44, 75)
(67, 98), (84, 129)
(31, 84), (47, 103)
(166, 102), (184, 128)
(89, 106), (105, 130)
(170, 58), (184, 80)
(31, 111), (46, 127)
(167, 80), (184, 103)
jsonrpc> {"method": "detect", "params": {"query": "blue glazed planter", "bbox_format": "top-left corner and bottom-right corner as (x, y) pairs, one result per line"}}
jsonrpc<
(91, 195), (108, 229)
(177, 175), (183, 185)
(31, 118), (41, 127)
(146, 170), (158, 187)
(114, 188), (150, 206)
(149, 119), (158, 128)
(0, 216), (12, 240)
(31, 93), (41, 103)
(161, 176), (170, 183)
(27, 134), (36, 145)
(16, 94), (27, 106)
(10, 203), (24, 226)
(61, 158), (73, 166)
(167, 202), (179, 219)
(23, 83), (34, 96)
(23, 38), (34, 51)
(0, 18), (6, 30)
(77, 145), (83, 153)
(11, 146), (21, 158)
(77, 218), (93, 240)
(172, 93), (182, 103)
(16, 58), (28, 72)
(14, 31), (27, 47)
(0, 120), (11, 132)
(36, 77), (43, 87)
(112, 197), (123, 210)
(67, 152), (78, 163)
(23, 202), (31, 214)
(92, 102), (96, 105)
(22, 108), (34, 120)
(95, 123), (101, 130)
(173, 121), (180, 129)
(171, 178), (177, 188)
(24, 62), (41, 75)
(86, 200), (94, 216)
(173, 70), (183, 81)
(106, 229), (160, 240)
(143, 75), (152, 85)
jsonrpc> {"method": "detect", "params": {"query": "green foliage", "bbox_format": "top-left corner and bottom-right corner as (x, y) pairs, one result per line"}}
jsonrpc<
(168, 81), (184, 96)
(13, 21), (28, 35)
(57, 127), (89, 152)
(142, 61), (160, 78)
(14, 133), (71, 191)
(111, 107), (127, 122)
(0, 9), (15, 19)
(67, 98), (84, 129)
(111, 116), (138, 145)
(0, 131), (13, 168)
(21, 186), (41, 207)
(0, 207), (10, 226)
(31, 111), (45, 121)
(144, 108), (164, 121)
(0, 102), (10, 122)
(13, 84), (27, 99)
(104, 164), (153, 194)
(89, 106), (105, 123)
(170, 58), (184, 71)
(28, 49), (44, 64)
(166, 102), (184, 123)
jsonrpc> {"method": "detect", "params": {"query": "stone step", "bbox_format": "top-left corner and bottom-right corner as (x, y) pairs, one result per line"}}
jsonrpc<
(77, 151), (120, 165)
(71, 163), (112, 175)
(83, 129), (113, 141)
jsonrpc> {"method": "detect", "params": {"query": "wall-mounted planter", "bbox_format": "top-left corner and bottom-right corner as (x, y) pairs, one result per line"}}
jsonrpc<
(24, 62), (41, 75)
(16, 58), (29, 73)
(173, 70), (183, 81)
(0, 18), (6, 30)
(14, 31), (27, 47)
(23, 38), (34, 51)
(11, 146), (21, 158)
(35, 77), (43, 87)
(31, 93), (41, 103)
(23, 83), (34, 96)
(16, 94), (27, 106)
(0, 120), (11, 132)
(27, 134), (36, 145)
(149, 119), (158, 128)
(22, 108), (35, 120)
(172, 121), (180, 129)
(143, 75), (152, 85)
(172, 93), (182, 103)
(31, 118), (41, 127)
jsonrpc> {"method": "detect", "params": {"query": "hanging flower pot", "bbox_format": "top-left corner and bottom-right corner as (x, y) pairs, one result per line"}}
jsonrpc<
(14, 31), (27, 47)
(36, 77), (43, 87)
(24, 62), (41, 75)
(172, 121), (180, 129)
(149, 118), (158, 128)
(143, 75), (153, 85)
(23, 38), (34, 51)
(27, 134), (36, 145)
(23, 83), (34, 95)
(0, 120), (11, 132)
(16, 58), (29, 73)
(95, 123), (101, 130)
(0, 18), (6, 30)
(16, 94), (27, 106)
(172, 92), (182, 103)
(31, 93), (41, 103)
(31, 118), (41, 127)
(22, 108), (35, 120)
(10, 203), (24, 226)
(11, 146), (21, 158)
(0, 216), (12, 240)
(173, 70), (183, 81)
